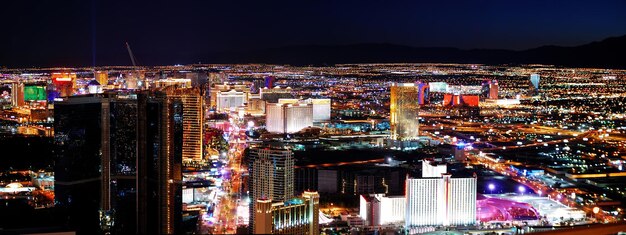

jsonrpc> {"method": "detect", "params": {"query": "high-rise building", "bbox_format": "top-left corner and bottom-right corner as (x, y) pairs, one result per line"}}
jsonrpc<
(137, 88), (184, 234)
(260, 87), (294, 103)
(10, 82), (24, 107)
(390, 83), (419, 141)
(530, 74), (540, 93)
(265, 102), (313, 133)
(360, 194), (405, 226)
(216, 89), (247, 112)
(307, 98), (331, 122)
(405, 172), (476, 227)
(247, 147), (295, 231)
(264, 76), (276, 89)
(481, 80), (499, 99)
(55, 90), (185, 234)
(54, 96), (107, 234)
(185, 71), (208, 88)
(209, 83), (249, 108)
(421, 159), (447, 178)
(417, 82), (430, 105)
(95, 71), (109, 87)
(51, 72), (77, 97)
(165, 87), (204, 162)
(254, 191), (319, 235)
(489, 80), (499, 99)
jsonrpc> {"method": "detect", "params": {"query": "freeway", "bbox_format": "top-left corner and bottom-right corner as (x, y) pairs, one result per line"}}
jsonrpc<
(470, 149), (618, 225)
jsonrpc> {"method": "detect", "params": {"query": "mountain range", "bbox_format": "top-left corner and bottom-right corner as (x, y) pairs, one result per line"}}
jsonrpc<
(211, 34), (626, 68)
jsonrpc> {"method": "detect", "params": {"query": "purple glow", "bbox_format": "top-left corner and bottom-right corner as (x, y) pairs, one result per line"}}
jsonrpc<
(488, 183), (495, 191)
(518, 186), (526, 193)
(477, 195), (541, 222)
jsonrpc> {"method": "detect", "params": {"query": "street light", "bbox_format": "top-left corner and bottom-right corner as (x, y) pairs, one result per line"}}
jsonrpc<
(518, 186), (526, 194)
(488, 183), (495, 194)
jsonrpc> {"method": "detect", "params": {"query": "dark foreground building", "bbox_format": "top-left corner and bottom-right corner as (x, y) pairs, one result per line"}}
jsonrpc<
(54, 89), (187, 234)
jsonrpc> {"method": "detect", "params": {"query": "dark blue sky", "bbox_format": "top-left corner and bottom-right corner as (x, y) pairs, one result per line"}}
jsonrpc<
(2, 0), (626, 67)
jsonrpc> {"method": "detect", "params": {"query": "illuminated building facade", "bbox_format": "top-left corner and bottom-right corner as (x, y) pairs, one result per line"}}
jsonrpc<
(530, 74), (540, 94)
(51, 72), (77, 97)
(95, 71), (109, 87)
(442, 94), (479, 107)
(489, 80), (499, 99)
(422, 159), (447, 178)
(360, 194), (406, 226)
(481, 80), (499, 99)
(417, 82), (430, 105)
(390, 83), (419, 141)
(260, 87), (294, 103)
(209, 83), (248, 108)
(266, 102), (313, 133)
(10, 82), (24, 107)
(307, 98), (331, 122)
(165, 87), (203, 162)
(254, 191), (320, 235)
(264, 76), (276, 88)
(405, 174), (477, 227)
(248, 147), (295, 231)
(216, 89), (247, 112)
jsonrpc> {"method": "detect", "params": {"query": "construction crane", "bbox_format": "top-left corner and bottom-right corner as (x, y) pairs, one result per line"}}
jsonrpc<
(125, 42), (138, 67)
(125, 42), (141, 89)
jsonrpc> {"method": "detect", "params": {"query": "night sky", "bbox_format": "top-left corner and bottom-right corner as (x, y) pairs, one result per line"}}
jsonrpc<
(2, 0), (626, 67)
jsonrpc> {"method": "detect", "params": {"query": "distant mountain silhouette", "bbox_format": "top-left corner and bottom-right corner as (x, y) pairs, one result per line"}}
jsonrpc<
(213, 34), (626, 68)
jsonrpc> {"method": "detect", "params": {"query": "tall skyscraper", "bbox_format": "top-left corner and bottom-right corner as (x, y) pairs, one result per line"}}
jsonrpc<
(264, 76), (276, 88)
(390, 83), (419, 141)
(254, 191), (320, 235)
(265, 102), (313, 133)
(137, 88), (184, 234)
(360, 194), (406, 226)
(530, 74), (540, 93)
(421, 159), (447, 177)
(481, 79), (499, 99)
(54, 96), (106, 234)
(489, 80), (499, 99)
(405, 162), (476, 227)
(417, 82), (430, 105)
(165, 87), (204, 162)
(95, 71), (109, 87)
(10, 82), (24, 107)
(247, 147), (295, 231)
(55, 90), (185, 234)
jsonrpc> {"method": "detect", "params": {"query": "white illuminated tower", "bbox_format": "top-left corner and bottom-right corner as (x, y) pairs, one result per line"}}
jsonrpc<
(422, 159), (447, 178)
(530, 74), (540, 92)
(405, 163), (476, 227)
(360, 194), (406, 226)
(216, 89), (247, 112)
(265, 102), (313, 133)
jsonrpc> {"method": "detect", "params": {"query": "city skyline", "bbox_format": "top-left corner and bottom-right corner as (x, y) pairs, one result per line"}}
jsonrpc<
(2, 1), (626, 67)
(3, 1), (626, 235)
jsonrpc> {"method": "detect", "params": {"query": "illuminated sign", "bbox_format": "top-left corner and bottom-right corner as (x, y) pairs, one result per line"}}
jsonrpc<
(54, 77), (73, 82)
(24, 86), (46, 101)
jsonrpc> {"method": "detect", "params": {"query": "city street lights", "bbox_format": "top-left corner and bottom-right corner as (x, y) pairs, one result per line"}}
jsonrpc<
(518, 186), (526, 195)
(488, 183), (495, 194)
